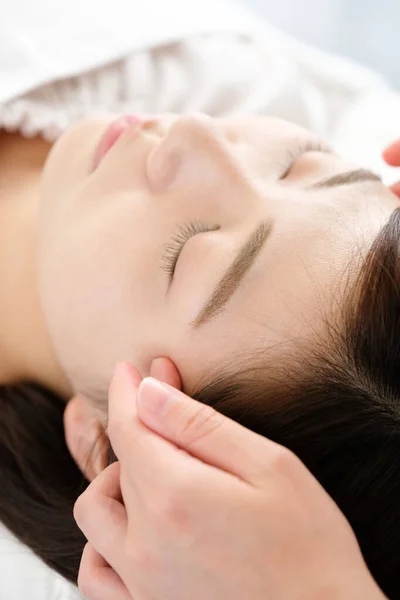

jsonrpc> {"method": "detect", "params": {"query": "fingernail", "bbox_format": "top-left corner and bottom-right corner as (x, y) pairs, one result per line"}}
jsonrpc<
(137, 377), (172, 414)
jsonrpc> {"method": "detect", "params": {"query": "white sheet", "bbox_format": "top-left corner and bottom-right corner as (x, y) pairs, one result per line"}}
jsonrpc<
(0, 522), (84, 600)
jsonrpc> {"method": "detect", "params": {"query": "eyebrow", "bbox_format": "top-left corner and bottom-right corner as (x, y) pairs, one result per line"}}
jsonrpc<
(191, 168), (380, 328)
(192, 221), (272, 328)
(310, 168), (382, 189)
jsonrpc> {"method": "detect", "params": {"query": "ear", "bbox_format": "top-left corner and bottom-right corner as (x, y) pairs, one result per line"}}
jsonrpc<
(64, 395), (108, 481)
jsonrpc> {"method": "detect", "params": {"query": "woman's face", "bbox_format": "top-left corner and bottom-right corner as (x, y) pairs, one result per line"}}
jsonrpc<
(37, 113), (399, 400)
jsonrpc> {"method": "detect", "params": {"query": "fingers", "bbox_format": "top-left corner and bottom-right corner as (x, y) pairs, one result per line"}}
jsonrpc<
(74, 462), (127, 567)
(136, 376), (283, 484)
(149, 356), (182, 389)
(383, 139), (400, 166)
(106, 362), (142, 463)
(107, 362), (203, 491)
(107, 360), (181, 465)
(381, 141), (400, 198)
(78, 543), (132, 600)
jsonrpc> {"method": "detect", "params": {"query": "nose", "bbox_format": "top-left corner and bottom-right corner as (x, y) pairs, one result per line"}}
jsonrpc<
(139, 113), (176, 135)
(165, 113), (230, 154)
(146, 113), (250, 192)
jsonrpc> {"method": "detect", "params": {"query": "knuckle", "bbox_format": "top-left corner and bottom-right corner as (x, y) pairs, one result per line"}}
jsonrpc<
(78, 574), (97, 600)
(77, 571), (89, 598)
(73, 492), (88, 527)
(179, 404), (223, 450)
(77, 556), (95, 598)
(270, 445), (300, 475)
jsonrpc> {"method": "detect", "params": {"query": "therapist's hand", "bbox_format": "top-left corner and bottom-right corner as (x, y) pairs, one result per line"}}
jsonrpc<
(383, 139), (400, 196)
(74, 360), (386, 600)
(383, 139), (400, 166)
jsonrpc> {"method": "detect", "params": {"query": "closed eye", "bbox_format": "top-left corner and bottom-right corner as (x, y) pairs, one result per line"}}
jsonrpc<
(161, 222), (220, 287)
(279, 138), (332, 180)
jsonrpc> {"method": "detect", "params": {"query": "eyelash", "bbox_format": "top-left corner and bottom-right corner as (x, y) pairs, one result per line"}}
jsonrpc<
(161, 221), (219, 280)
(159, 139), (329, 280)
(279, 138), (331, 179)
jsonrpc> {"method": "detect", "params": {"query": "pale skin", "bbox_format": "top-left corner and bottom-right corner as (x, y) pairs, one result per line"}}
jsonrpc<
(74, 359), (387, 600)
(0, 117), (398, 597)
(0, 113), (398, 408)
(73, 140), (400, 600)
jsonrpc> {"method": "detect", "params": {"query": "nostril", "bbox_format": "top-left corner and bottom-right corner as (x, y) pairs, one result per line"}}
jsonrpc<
(142, 113), (177, 138)
(142, 120), (155, 130)
(140, 116), (163, 136)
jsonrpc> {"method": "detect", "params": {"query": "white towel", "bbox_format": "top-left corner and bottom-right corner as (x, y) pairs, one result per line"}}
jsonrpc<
(0, 522), (83, 600)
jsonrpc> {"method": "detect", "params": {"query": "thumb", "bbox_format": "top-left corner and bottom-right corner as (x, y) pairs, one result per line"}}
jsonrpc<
(136, 377), (281, 482)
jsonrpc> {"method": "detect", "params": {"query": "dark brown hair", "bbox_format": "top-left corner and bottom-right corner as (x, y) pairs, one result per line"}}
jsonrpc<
(0, 383), (88, 582)
(1, 209), (400, 597)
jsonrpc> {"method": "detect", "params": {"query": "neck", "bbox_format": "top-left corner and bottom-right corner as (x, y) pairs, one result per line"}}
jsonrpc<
(0, 132), (72, 399)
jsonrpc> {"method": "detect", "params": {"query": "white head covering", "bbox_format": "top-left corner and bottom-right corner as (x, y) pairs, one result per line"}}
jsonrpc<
(0, 0), (261, 104)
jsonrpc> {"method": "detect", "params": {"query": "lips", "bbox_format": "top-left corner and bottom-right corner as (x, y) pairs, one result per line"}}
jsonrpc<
(92, 114), (146, 170)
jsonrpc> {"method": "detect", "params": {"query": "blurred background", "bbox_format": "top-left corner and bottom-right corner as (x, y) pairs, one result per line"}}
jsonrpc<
(246, 0), (399, 88)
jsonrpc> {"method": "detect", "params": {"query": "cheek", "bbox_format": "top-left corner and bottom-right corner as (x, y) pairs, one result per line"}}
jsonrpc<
(37, 131), (195, 391)
(40, 116), (114, 207)
(36, 210), (175, 395)
(37, 239), (125, 392)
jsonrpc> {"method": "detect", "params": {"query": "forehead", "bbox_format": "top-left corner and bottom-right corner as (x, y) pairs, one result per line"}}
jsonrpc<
(222, 116), (318, 155)
(227, 115), (311, 137)
(241, 186), (397, 321)
(175, 185), (396, 394)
